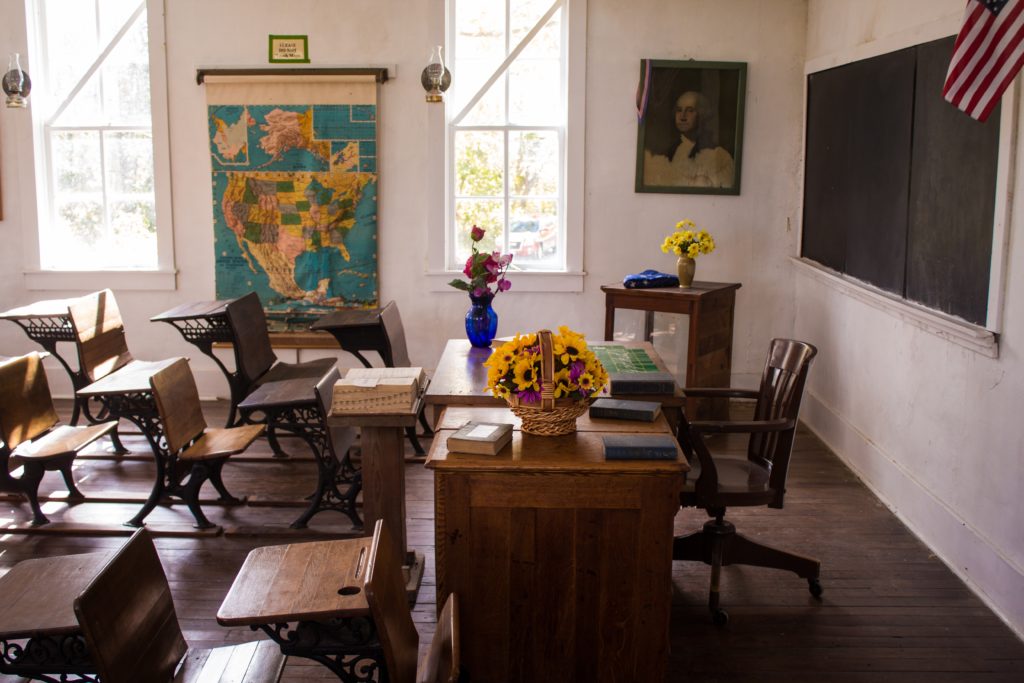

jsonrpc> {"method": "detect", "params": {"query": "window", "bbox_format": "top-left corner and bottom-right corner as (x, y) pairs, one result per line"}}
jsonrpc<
(445, 0), (583, 281)
(28, 0), (171, 276)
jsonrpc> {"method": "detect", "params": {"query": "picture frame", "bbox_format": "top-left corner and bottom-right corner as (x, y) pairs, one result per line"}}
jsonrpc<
(268, 35), (310, 64)
(635, 59), (747, 195)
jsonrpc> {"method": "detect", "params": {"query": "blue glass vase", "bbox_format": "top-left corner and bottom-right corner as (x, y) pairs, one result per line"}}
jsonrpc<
(465, 292), (498, 348)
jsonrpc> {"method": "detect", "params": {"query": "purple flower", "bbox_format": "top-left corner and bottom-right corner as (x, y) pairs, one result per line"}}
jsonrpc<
(470, 225), (485, 242)
(472, 286), (489, 297)
(519, 389), (542, 404)
(569, 360), (585, 381)
(497, 278), (511, 292)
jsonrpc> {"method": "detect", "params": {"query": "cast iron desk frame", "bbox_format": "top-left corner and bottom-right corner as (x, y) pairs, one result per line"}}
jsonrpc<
(601, 281), (741, 420)
(237, 377), (362, 530)
(76, 358), (241, 529)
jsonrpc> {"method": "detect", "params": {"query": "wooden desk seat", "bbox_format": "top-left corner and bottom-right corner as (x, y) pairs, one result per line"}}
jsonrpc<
(224, 293), (336, 457)
(75, 528), (286, 683)
(365, 520), (461, 683)
(0, 352), (116, 525)
(69, 289), (178, 453)
(145, 358), (264, 529)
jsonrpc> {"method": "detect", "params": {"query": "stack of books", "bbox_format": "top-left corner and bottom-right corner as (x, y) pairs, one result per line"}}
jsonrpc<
(330, 366), (425, 414)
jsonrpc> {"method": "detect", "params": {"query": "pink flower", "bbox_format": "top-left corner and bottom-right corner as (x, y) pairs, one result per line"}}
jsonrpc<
(463, 255), (475, 278)
(470, 225), (485, 242)
(497, 278), (511, 292)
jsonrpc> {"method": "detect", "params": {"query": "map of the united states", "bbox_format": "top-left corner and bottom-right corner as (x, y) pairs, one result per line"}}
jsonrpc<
(209, 103), (378, 329)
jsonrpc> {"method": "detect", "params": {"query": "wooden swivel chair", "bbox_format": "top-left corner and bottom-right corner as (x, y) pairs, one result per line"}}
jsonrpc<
(223, 292), (337, 455)
(311, 300), (433, 455)
(74, 528), (285, 682)
(137, 358), (264, 529)
(674, 338), (821, 624)
(364, 520), (461, 683)
(0, 352), (116, 525)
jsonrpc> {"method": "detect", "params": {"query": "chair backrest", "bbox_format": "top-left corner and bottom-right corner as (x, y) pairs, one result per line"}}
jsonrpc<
(417, 594), (461, 683)
(379, 301), (411, 367)
(0, 352), (59, 448)
(224, 292), (278, 386)
(68, 289), (133, 383)
(314, 366), (359, 460)
(73, 528), (188, 683)
(364, 520), (419, 683)
(748, 338), (817, 506)
(150, 358), (207, 454)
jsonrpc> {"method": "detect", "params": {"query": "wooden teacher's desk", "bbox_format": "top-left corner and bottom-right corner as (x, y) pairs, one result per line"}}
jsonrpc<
(601, 281), (741, 420)
(426, 406), (688, 683)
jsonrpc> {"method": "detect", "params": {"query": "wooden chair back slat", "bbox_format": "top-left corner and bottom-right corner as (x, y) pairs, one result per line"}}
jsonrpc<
(747, 339), (817, 505)
(225, 292), (277, 386)
(364, 520), (419, 683)
(380, 301), (411, 367)
(150, 358), (207, 455)
(417, 594), (460, 683)
(74, 529), (188, 683)
(68, 289), (133, 383)
(0, 352), (59, 448)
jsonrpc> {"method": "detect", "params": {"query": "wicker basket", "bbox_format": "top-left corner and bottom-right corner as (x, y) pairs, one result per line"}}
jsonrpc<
(506, 329), (590, 436)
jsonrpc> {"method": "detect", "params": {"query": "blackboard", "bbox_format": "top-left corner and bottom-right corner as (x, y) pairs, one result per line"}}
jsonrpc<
(802, 36), (1000, 325)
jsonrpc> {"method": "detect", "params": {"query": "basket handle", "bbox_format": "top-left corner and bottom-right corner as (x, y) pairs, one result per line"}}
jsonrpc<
(538, 329), (555, 410)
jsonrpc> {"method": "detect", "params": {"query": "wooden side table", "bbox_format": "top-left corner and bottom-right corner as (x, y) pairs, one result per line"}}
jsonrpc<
(601, 281), (741, 419)
(426, 406), (688, 682)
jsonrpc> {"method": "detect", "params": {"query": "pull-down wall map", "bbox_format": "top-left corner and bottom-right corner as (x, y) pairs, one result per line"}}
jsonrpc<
(206, 75), (379, 330)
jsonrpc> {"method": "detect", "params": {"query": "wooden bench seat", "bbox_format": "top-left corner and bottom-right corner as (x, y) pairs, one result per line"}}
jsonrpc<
(0, 352), (117, 525)
(74, 528), (286, 683)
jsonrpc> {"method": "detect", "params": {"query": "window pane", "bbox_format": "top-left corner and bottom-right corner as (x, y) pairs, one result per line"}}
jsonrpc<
(512, 4), (562, 60)
(509, 199), (559, 267)
(101, 14), (151, 124)
(456, 68), (506, 125)
(105, 131), (154, 193)
(455, 199), (503, 262)
(455, 131), (504, 197)
(52, 131), (102, 193)
(510, 131), (558, 197)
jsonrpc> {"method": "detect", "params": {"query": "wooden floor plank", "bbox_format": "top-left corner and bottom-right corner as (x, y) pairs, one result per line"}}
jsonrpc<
(0, 399), (1021, 682)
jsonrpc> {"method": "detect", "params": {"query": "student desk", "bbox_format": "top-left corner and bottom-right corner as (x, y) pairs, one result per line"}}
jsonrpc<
(601, 281), (741, 419)
(426, 406), (688, 682)
(0, 550), (111, 680)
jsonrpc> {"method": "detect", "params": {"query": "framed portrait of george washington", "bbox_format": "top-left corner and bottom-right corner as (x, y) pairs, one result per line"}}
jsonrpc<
(635, 59), (747, 195)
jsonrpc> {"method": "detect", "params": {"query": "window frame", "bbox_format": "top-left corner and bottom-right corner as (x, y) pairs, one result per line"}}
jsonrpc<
(22, 0), (175, 291)
(426, 0), (585, 293)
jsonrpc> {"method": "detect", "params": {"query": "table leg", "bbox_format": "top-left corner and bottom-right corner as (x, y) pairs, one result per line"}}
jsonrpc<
(604, 298), (615, 341)
(360, 427), (407, 564)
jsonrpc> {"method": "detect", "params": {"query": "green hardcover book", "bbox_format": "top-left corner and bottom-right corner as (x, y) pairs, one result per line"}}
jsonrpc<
(602, 435), (679, 460)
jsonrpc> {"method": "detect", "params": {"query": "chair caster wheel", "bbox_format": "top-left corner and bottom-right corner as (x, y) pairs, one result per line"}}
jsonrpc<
(808, 578), (823, 598)
(712, 608), (729, 626)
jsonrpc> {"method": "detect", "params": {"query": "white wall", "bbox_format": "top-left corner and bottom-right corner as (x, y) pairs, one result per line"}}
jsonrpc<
(800, 0), (1024, 637)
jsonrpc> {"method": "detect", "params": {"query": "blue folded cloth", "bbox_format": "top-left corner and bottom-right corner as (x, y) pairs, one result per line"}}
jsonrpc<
(623, 269), (679, 288)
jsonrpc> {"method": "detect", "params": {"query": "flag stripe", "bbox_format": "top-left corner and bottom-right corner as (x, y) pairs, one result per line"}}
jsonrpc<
(944, 0), (1024, 122)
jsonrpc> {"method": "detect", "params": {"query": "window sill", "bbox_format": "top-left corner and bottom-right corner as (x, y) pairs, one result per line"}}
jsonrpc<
(24, 269), (178, 292)
(425, 270), (585, 293)
(791, 257), (998, 358)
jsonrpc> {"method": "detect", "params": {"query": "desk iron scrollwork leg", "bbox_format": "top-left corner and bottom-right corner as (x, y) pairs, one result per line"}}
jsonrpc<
(0, 634), (98, 683)
(255, 617), (385, 683)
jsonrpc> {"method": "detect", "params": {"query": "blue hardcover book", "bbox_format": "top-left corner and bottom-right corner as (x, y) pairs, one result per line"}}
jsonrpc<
(609, 371), (677, 395)
(589, 398), (662, 422)
(602, 435), (679, 460)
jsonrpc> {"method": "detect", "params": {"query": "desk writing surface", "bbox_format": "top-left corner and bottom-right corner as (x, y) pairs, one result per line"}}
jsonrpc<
(149, 299), (230, 322)
(0, 298), (75, 320)
(217, 537), (373, 626)
(0, 551), (111, 638)
(436, 404), (674, 435)
(75, 357), (181, 396)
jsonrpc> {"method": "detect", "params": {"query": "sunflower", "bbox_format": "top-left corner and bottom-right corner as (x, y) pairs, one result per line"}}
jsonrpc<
(513, 356), (540, 392)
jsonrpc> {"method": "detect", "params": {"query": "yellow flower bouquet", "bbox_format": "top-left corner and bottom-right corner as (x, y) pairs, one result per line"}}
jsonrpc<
(660, 219), (716, 259)
(484, 326), (608, 435)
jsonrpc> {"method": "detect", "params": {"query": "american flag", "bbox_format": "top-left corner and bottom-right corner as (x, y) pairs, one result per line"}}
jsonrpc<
(943, 0), (1024, 122)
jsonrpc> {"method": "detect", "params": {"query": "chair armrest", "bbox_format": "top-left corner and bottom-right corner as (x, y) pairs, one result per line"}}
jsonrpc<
(687, 417), (793, 435)
(680, 387), (759, 400)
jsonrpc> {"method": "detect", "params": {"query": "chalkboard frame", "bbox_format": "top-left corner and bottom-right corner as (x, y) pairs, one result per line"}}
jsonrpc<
(801, 36), (1003, 327)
